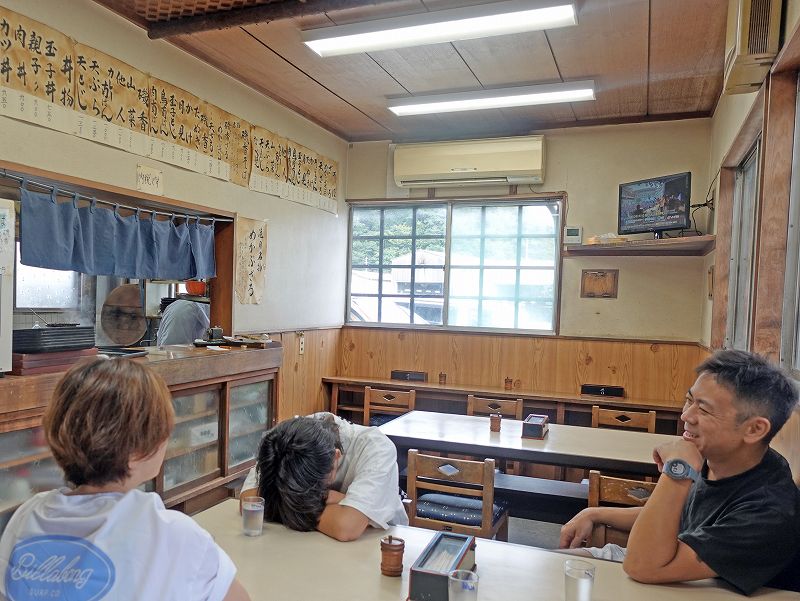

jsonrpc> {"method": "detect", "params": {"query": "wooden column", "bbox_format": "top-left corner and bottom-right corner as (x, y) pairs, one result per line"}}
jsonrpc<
(711, 167), (735, 349)
(211, 220), (234, 335)
(751, 72), (797, 360)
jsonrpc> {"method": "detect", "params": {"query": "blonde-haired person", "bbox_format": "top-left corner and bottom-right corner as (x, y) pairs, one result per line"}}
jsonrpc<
(0, 358), (251, 601)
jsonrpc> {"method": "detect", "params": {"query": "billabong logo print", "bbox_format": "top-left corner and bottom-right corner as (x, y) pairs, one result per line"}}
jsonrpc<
(5, 535), (115, 601)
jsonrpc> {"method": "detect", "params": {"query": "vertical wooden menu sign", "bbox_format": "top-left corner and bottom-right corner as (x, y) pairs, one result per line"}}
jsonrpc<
(235, 216), (267, 304)
(249, 126), (288, 198)
(0, 6), (74, 133)
(73, 43), (149, 156)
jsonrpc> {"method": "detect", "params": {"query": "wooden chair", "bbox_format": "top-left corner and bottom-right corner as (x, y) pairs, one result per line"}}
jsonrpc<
(466, 395), (523, 473)
(407, 449), (509, 541)
(466, 395), (524, 419)
(591, 406), (656, 433)
(590, 406), (657, 481)
(587, 470), (656, 547)
(363, 386), (416, 426)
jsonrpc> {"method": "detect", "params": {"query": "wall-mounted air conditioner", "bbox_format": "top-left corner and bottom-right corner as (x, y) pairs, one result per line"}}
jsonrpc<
(723, 0), (782, 95)
(393, 135), (545, 188)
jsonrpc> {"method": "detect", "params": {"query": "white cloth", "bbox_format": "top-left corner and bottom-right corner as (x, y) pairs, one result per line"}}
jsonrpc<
(586, 543), (627, 562)
(0, 488), (236, 601)
(244, 413), (408, 529)
(157, 299), (210, 346)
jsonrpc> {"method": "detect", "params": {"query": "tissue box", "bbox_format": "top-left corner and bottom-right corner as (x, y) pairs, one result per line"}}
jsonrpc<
(521, 414), (549, 439)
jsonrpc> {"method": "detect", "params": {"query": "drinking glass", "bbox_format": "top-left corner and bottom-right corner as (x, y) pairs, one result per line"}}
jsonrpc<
(564, 559), (595, 601)
(448, 569), (478, 601)
(241, 496), (265, 536)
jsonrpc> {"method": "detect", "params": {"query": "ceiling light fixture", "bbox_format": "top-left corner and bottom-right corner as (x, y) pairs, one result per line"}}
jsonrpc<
(388, 80), (595, 116)
(302, 0), (576, 57)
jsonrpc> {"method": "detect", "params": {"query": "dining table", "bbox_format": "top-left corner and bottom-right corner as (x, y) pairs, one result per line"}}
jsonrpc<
(194, 499), (800, 600)
(379, 410), (679, 475)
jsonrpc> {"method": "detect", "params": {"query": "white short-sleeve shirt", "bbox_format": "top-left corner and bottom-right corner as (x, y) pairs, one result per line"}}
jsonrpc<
(244, 413), (408, 529)
(0, 488), (236, 601)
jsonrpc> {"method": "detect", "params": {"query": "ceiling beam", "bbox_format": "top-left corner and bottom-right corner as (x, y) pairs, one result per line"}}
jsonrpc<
(147, 0), (404, 39)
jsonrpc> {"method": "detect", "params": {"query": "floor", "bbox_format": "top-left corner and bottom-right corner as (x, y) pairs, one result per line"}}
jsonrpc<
(507, 517), (563, 549)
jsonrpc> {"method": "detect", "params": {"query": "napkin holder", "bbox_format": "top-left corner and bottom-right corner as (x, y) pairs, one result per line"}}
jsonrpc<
(521, 414), (549, 439)
(409, 532), (476, 601)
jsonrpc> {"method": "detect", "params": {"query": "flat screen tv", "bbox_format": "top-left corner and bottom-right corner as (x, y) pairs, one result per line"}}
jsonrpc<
(618, 172), (691, 238)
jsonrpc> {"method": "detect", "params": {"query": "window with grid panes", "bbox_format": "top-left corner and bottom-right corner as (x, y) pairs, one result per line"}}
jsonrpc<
(348, 199), (560, 332)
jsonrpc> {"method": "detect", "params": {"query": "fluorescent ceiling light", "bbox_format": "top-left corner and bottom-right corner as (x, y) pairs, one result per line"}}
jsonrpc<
(388, 81), (595, 116)
(302, 0), (576, 57)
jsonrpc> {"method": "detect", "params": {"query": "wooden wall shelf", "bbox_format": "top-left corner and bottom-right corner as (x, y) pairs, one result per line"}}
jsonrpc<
(564, 235), (715, 257)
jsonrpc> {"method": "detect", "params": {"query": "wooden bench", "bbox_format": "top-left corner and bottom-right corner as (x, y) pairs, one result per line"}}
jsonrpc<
(399, 469), (587, 524)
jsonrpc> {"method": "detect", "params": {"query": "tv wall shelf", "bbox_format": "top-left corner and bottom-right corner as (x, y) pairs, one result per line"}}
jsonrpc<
(564, 235), (715, 257)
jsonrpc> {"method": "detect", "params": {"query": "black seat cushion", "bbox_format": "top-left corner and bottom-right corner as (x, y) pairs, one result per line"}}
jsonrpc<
(369, 413), (400, 427)
(416, 493), (509, 526)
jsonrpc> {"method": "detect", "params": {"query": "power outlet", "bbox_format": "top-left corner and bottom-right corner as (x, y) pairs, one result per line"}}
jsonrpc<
(298, 333), (305, 355)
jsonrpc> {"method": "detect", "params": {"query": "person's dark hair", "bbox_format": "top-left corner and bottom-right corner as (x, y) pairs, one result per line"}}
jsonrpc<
(697, 349), (798, 443)
(256, 414), (342, 531)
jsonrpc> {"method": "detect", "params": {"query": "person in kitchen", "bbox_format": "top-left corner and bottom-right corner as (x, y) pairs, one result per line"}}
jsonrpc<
(157, 280), (211, 346)
(559, 349), (800, 595)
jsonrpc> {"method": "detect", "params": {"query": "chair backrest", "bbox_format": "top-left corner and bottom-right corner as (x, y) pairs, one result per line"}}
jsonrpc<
(588, 470), (656, 547)
(407, 449), (496, 538)
(591, 405), (656, 433)
(363, 386), (416, 424)
(467, 395), (523, 419)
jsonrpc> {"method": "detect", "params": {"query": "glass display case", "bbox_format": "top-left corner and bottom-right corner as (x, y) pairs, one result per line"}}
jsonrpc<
(228, 379), (271, 469)
(0, 425), (64, 533)
(0, 345), (280, 528)
(163, 387), (221, 493)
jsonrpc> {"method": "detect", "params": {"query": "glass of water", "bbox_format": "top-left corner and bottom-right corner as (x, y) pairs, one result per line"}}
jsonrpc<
(241, 496), (265, 536)
(448, 569), (478, 601)
(564, 559), (595, 601)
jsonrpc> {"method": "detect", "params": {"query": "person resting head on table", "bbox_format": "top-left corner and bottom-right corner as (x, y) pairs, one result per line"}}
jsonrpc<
(240, 412), (408, 542)
(0, 357), (251, 601)
(559, 349), (800, 596)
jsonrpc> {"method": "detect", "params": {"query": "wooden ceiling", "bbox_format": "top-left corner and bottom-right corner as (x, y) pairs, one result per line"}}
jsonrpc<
(92, 0), (728, 142)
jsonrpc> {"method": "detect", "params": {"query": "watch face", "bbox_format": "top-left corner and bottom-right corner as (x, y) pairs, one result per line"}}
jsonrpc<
(669, 461), (687, 477)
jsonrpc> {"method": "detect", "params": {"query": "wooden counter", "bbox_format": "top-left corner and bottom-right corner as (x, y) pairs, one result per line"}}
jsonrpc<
(0, 344), (283, 427)
(0, 344), (283, 525)
(324, 375), (684, 434)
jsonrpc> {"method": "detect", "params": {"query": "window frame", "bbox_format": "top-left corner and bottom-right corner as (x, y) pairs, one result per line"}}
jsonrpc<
(13, 241), (82, 312)
(346, 195), (563, 335)
(725, 141), (761, 351)
(781, 80), (800, 377)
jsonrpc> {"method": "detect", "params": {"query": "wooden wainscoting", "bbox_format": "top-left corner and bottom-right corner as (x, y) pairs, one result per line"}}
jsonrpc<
(337, 327), (708, 406)
(269, 328), (341, 422)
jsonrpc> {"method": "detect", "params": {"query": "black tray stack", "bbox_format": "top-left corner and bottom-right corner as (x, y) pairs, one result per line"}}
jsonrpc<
(12, 326), (96, 354)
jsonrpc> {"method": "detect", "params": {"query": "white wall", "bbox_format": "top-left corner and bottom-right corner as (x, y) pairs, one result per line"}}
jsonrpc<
(0, 0), (349, 333)
(347, 119), (712, 342)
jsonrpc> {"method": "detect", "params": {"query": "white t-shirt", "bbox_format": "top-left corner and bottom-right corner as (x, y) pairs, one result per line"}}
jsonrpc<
(244, 413), (408, 529)
(0, 488), (236, 601)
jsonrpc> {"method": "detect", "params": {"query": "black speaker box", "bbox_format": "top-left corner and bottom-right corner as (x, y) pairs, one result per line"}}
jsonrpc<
(391, 370), (428, 382)
(581, 383), (625, 398)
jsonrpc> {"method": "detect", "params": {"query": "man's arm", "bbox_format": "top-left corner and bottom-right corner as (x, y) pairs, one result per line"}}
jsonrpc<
(559, 506), (642, 549)
(222, 579), (252, 601)
(317, 502), (369, 542)
(622, 441), (716, 584)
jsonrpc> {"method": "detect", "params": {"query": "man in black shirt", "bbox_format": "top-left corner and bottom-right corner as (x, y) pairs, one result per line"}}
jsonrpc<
(559, 349), (800, 595)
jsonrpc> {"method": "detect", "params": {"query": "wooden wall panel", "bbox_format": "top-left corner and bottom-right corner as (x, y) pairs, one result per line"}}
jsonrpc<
(751, 72), (797, 361)
(338, 328), (708, 406)
(271, 328), (341, 422)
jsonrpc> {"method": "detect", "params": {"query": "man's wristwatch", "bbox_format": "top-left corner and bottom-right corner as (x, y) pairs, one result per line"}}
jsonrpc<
(662, 458), (700, 482)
